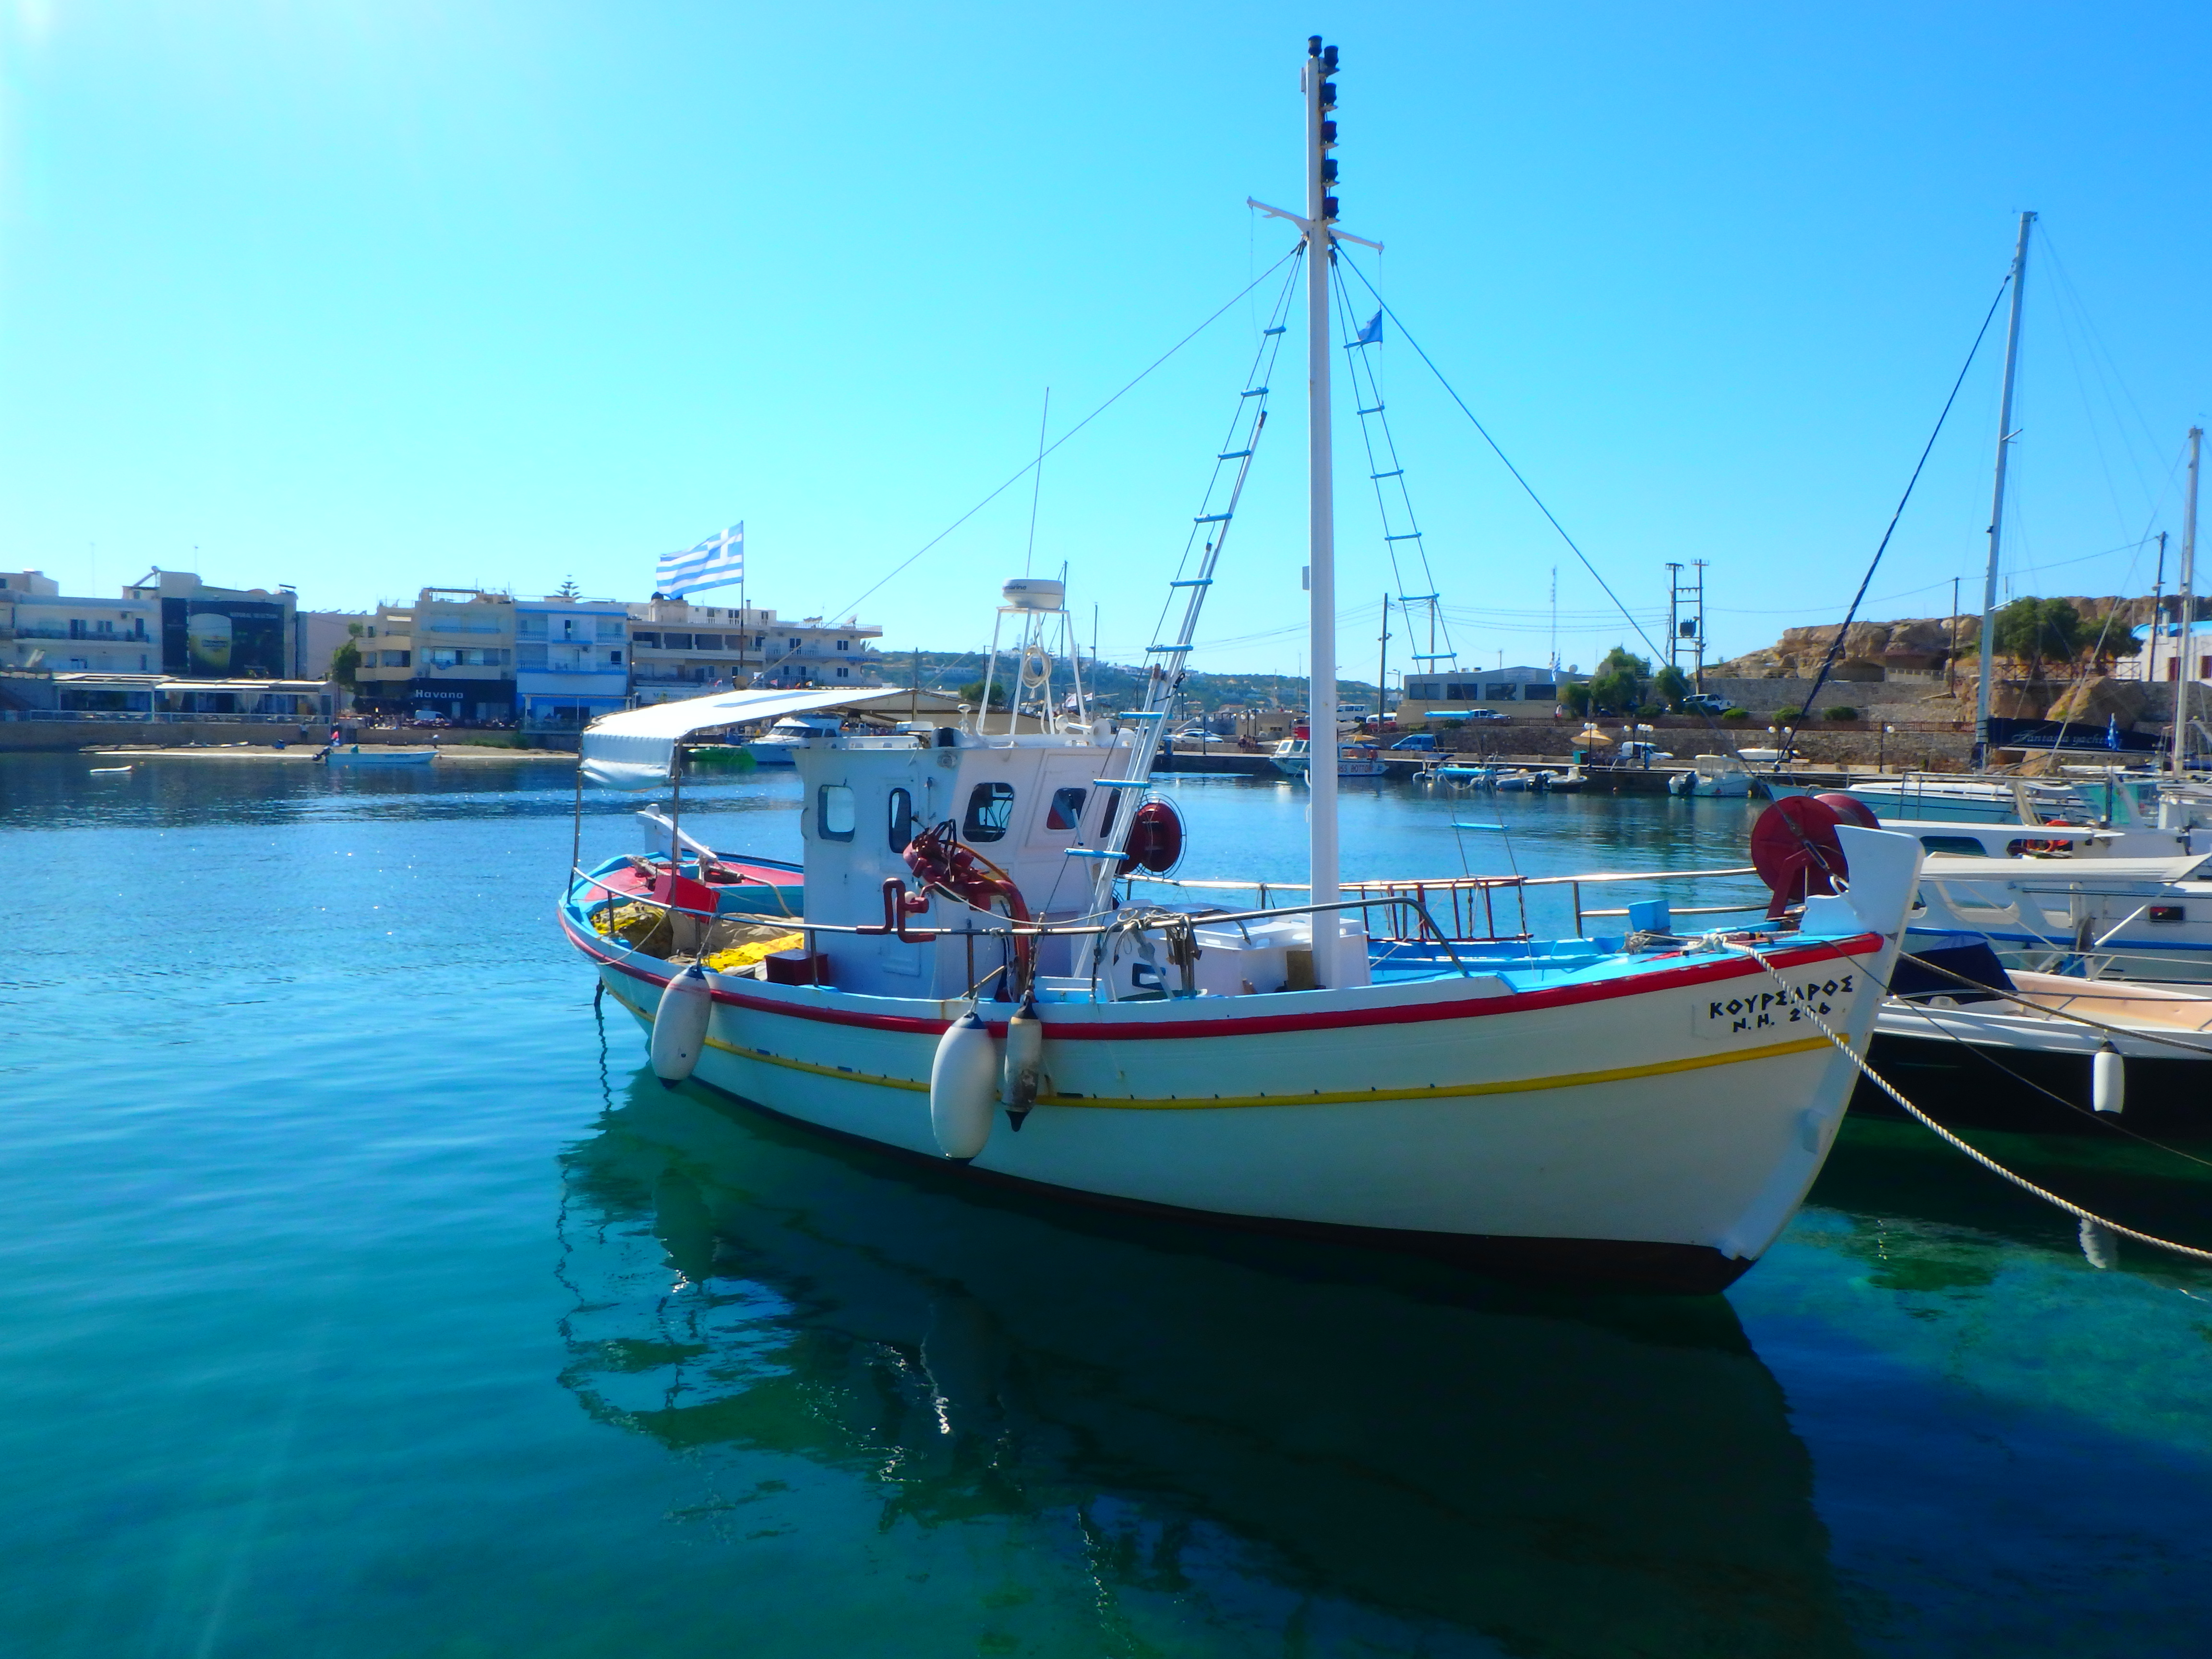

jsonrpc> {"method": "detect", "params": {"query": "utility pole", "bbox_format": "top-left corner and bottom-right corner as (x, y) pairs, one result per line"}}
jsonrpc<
(1548, 566), (1559, 673)
(1974, 211), (2034, 769)
(2173, 429), (2200, 777)
(1690, 561), (1708, 690)
(1377, 594), (1390, 723)
(2149, 532), (2168, 696)
(1664, 563), (1683, 672)
(1948, 575), (1961, 694)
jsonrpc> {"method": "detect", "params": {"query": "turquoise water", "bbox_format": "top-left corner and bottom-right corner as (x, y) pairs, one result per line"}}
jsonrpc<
(4, 752), (2209, 1657)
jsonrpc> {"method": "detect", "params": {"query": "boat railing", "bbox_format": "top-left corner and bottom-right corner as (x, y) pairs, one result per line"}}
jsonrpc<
(570, 861), (1780, 987)
(1112, 865), (1768, 939)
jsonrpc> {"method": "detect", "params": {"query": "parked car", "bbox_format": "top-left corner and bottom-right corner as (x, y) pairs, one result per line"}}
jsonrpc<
(1680, 694), (1731, 715)
(1617, 740), (1673, 761)
(1462, 709), (1511, 723)
(1388, 733), (1440, 751)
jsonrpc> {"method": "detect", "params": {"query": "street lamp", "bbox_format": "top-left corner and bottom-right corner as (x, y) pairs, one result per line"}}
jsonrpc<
(1880, 722), (1895, 772)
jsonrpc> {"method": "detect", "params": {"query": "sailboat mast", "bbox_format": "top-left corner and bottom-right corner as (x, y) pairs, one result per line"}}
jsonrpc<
(1304, 36), (1343, 983)
(1972, 210), (2034, 769)
(2172, 426), (2200, 777)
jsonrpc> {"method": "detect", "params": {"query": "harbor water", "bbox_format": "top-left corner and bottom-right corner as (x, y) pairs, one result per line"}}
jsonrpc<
(4, 752), (2210, 1656)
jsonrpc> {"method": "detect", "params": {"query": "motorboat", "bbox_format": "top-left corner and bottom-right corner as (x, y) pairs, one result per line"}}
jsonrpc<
(1863, 934), (2212, 1132)
(558, 40), (1923, 1293)
(1670, 755), (1753, 798)
(745, 714), (843, 766)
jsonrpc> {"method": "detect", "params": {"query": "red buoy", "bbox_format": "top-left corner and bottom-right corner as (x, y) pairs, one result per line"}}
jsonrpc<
(1120, 798), (1185, 875)
(1750, 795), (1851, 918)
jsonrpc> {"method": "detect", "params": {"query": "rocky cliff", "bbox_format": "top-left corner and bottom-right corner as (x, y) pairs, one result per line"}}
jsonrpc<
(1708, 596), (2158, 680)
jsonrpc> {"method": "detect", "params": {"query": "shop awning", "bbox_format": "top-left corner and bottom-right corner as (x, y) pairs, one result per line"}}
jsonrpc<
(580, 685), (915, 790)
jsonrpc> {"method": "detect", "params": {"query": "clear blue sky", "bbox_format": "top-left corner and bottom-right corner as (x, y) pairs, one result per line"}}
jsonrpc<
(3, 1), (2208, 678)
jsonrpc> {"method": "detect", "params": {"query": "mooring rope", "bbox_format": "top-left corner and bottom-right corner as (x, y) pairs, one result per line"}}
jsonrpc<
(1727, 943), (2212, 1266)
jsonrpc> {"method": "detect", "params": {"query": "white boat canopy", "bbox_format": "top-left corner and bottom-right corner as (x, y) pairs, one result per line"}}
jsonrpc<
(580, 685), (916, 790)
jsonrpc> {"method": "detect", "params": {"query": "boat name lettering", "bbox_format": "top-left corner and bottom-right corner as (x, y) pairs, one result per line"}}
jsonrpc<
(1698, 975), (1852, 1038)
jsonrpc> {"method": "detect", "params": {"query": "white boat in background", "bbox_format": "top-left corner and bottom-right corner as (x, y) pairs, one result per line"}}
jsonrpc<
(324, 745), (434, 767)
(1671, 755), (1753, 798)
(559, 38), (1923, 1293)
(745, 714), (843, 766)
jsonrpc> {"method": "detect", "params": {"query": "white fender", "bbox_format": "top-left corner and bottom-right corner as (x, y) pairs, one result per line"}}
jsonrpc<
(1000, 996), (1044, 1122)
(650, 963), (714, 1087)
(930, 1010), (998, 1160)
(2092, 1042), (2126, 1114)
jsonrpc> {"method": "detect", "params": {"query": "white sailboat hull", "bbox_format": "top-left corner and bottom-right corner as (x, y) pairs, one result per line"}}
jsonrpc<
(574, 918), (1891, 1291)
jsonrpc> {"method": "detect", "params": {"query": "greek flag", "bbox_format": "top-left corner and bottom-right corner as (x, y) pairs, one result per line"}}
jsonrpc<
(1355, 310), (1383, 345)
(655, 523), (745, 598)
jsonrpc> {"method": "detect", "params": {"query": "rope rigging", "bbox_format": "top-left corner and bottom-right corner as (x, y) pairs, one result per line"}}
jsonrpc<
(1784, 275), (2014, 763)
(1329, 259), (1459, 681)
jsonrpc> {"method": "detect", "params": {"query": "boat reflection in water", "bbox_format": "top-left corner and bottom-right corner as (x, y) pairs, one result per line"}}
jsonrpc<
(560, 1083), (1854, 1656)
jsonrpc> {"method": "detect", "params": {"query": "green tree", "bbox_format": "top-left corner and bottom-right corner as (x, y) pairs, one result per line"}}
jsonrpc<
(1992, 597), (2084, 682)
(328, 621), (364, 693)
(554, 577), (583, 601)
(1652, 664), (1689, 708)
(1560, 681), (1593, 717)
(957, 679), (1005, 710)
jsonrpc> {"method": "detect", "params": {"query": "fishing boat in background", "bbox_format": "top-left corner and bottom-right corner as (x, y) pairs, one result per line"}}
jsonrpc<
(558, 38), (1923, 1292)
(322, 745), (434, 767)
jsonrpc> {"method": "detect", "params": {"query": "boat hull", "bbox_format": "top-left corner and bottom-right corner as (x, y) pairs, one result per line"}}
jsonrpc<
(572, 919), (1889, 1292)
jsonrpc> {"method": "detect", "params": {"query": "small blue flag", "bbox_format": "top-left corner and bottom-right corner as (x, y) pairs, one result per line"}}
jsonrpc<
(1356, 310), (1384, 346)
(656, 523), (744, 599)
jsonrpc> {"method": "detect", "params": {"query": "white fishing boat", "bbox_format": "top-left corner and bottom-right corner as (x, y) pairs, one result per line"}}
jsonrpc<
(559, 39), (1921, 1292)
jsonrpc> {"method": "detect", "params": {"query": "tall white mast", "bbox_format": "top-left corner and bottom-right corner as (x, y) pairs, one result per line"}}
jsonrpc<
(2172, 425), (2200, 777)
(1973, 210), (2034, 769)
(1303, 36), (1342, 983)
(1249, 40), (1378, 984)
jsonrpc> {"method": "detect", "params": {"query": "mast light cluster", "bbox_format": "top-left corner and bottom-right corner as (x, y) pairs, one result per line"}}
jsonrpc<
(1310, 36), (1340, 223)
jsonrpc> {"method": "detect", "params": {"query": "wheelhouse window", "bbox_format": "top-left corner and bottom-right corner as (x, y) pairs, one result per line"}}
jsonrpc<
(887, 787), (914, 851)
(817, 784), (856, 842)
(962, 782), (1015, 842)
(1046, 786), (1088, 831)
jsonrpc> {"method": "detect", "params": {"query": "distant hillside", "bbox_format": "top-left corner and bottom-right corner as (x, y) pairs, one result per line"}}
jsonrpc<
(865, 649), (1375, 713)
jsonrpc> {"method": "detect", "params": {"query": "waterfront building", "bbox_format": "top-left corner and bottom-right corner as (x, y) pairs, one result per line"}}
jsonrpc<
(1399, 665), (1580, 718)
(353, 589), (516, 723)
(514, 595), (629, 729)
(626, 599), (882, 704)
(2, 571), (158, 673)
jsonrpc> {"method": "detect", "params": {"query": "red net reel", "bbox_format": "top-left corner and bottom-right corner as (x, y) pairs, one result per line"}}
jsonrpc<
(1749, 794), (1853, 918)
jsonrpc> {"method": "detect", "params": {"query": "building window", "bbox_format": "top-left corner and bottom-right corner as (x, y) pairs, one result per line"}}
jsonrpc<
(1046, 787), (1088, 831)
(608, 650), (622, 665)
(692, 634), (722, 650)
(662, 633), (693, 650)
(381, 651), (411, 668)
(596, 618), (624, 640)
(836, 639), (848, 650)
(817, 784), (856, 842)
(835, 666), (848, 677)
(69, 619), (87, 638)
(962, 782), (1015, 842)
(887, 787), (913, 852)
(517, 614), (547, 638)
(517, 644), (548, 669)
(632, 631), (660, 648)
